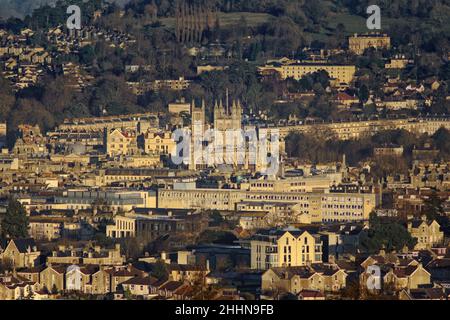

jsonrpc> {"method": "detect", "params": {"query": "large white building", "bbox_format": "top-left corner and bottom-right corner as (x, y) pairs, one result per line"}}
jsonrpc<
(54, 189), (156, 212)
(158, 185), (379, 223)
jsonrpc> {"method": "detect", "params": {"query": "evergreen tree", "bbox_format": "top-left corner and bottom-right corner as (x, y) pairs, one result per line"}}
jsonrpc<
(423, 192), (449, 230)
(1, 198), (29, 239)
(151, 259), (169, 279)
(51, 284), (59, 294)
(359, 213), (417, 253)
(358, 84), (369, 104)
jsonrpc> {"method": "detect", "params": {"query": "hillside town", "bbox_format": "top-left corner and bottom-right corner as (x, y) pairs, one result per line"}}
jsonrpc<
(0, 0), (450, 302)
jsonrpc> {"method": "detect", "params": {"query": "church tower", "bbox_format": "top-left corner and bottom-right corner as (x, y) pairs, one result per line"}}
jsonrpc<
(191, 98), (205, 126)
(189, 99), (206, 171)
(213, 98), (242, 131)
(231, 99), (242, 130)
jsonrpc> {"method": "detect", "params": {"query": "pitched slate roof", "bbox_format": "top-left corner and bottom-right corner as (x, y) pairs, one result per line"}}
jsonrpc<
(111, 266), (145, 277)
(398, 258), (417, 267)
(151, 278), (169, 288)
(336, 260), (357, 271)
(410, 220), (426, 228)
(17, 265), (45, 274)
(298, 289), (325, 298)
(0, 275), (36, 288)
(409, 288), (446, 300)
(122, 276), (158, 286)
(169, 264), (208, 272)
(269, 266), (316, 280)
(370, 255), (386, 264)
(311, 263), (344, 276)
(427, 258), (450, 268)
(10, 238), (37, 253)
(111, 269), (137, 277)
(159, 281), (185, 292)
(392, 265), (421, 278)
(173, 284), (194, 297)
(79, 265), (100, 275)
(47, 265), (67, 274)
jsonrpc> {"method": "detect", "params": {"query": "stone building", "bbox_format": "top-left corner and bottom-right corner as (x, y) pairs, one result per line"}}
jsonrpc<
(39, 265), (66, 292)
(104, 128), (140, 157)
(0, 274), (39, 300)
(187, 98), (284, 172)
(259, 62), (356, 84)
(407, 217), (444, 250)
(0, 239), (41, 269)
(106, 210), (208, 240)
(261, 263), (347, 296)
(274, 117), (450, 141)
(249, 228), (323, 270)
(139, 129), (176, 155)
(47, 244), (125, 266)
(359, 254), (432, 293)
(348, 33), (391, 55)
(158, 186), (379, 223)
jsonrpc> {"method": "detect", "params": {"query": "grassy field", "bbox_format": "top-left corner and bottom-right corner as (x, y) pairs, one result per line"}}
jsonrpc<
(328, 12), (368, 34)
(158, 9), (450, 45)
(159, 12), (275, 29)
(312, 11), (425, 42)
(326, 11), (450, 35)
(217, 12), (275, 27)
(326, 11), (404, 35)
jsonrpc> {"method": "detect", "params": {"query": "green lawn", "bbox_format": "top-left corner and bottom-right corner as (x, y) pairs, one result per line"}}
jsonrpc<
(217, 12), (274, 27)
(156, 9), (450, 46)
(327, 12), (398, 35)
(329, 13), (368, 34)
(327, 12), (449, 35)
(159, 12), (274, 29)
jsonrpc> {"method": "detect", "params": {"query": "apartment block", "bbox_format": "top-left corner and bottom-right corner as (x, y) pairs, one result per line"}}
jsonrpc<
(249, 228), (323, 270)
(158, 187), (378, 223)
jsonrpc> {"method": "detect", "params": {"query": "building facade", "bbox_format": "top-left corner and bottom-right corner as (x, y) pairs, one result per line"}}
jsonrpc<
(250, 229), (323, 270)
(158, 187), (378, 223)
(348, 33), (391, 55)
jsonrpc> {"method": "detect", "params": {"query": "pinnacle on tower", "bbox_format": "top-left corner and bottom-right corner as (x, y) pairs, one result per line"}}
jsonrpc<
(226, 88), (229, 114)
(219, 99), (224, 114)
